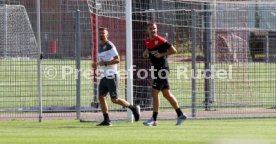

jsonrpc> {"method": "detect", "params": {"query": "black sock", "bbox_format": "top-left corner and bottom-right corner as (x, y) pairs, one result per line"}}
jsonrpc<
(175, 108), (183, 117)
(128, 105), (135, 111)
(152, 112), (158, 121)
(128, 105), (136, 113)
(103, 113), (110, 122)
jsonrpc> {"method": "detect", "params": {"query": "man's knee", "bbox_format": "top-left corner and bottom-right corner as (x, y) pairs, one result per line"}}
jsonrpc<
(99, 96), (106, 101)
(111, 98), (118, 103)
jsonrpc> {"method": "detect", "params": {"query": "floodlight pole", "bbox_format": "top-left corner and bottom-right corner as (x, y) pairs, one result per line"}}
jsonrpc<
(126, 0), (134, 122)
(191, 10), (197, 117)
(4, 4), (7, 58)
(255, 0), (260, 28)
(36, 0), (43, 122)
(75, 10), (81, 120)
(204, 3), (212, 111)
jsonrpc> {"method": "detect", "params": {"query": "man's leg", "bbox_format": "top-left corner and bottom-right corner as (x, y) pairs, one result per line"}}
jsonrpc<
(152, 88), (160, 118)
(97, 95), (112, 126)
(99, 96), (108, 114)
(97, 78), (111, 126)
(110, 98), (140, 121)
(162, 89), (179, 109)
(162, 89), (187, 125)
(143, 89), (159, 126)
(98, 78), (109, 119)
(111, 98), (129, 106)
(107, 75), (140, 121)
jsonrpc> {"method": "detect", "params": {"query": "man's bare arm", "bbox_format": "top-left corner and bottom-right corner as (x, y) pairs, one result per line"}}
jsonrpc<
(154, 46), (177, 58)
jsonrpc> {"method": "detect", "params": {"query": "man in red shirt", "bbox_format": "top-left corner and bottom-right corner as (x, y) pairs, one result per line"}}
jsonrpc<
(142, 22), (187, 126)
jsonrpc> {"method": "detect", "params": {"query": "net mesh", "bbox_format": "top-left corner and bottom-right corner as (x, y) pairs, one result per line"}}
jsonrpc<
(0, 5), (37, 58)
(0, 5), (37, 119)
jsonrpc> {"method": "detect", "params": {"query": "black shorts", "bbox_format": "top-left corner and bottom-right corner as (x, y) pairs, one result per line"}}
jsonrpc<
(152, 78), (170, 91)
(152, 69), (170, 91)
(98, 75), (118, 99)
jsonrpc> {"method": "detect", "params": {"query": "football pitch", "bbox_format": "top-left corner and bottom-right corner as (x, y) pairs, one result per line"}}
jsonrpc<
(0, 119), (275, 144)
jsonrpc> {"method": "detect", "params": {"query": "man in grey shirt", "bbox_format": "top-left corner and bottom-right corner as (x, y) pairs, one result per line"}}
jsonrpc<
(92, 27), (140, 126)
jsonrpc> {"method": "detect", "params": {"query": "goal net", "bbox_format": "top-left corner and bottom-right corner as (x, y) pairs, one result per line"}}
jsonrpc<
(0, 5), (37, 59)
(0, 5), (37, 117)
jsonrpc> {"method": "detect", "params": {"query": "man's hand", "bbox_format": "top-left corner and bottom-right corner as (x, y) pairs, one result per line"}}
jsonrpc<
(154, 53), (163, 58)
(91, 61), (105, 69)
(91, 62), (98, 69)
(143, 49), (149, 58)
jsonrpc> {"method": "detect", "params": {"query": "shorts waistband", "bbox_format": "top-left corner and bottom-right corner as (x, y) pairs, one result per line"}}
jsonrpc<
(104, 74), (117, 79)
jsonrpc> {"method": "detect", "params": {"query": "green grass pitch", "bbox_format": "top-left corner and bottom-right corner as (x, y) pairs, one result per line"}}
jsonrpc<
(0, 119), (275, 144)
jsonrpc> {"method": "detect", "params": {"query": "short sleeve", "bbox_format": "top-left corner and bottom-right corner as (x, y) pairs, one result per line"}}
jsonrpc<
(109, 47), (119, 57)
(108, 42), (119, 57)
(163, 41), (172, 50)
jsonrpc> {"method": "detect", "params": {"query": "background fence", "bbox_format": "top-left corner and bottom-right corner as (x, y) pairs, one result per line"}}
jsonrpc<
(0, 0), (276, 121)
